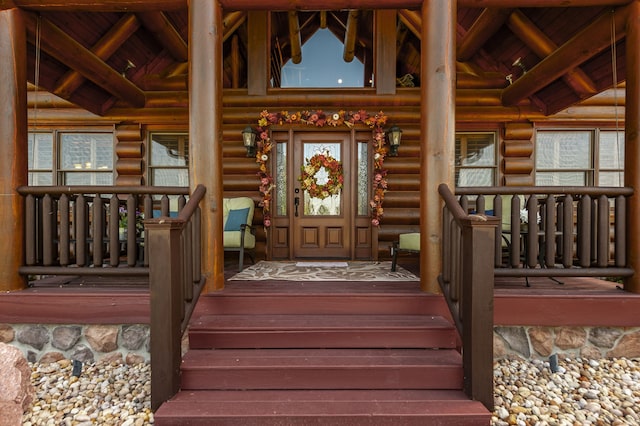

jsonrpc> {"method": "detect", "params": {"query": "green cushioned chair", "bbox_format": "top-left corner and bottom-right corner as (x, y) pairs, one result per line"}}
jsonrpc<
(390, 232), (420, 272)
(223, 197), (256, 271)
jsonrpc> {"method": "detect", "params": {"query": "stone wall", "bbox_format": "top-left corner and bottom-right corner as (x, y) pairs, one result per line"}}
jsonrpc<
(0, 324), (150, 364)
(495, 326), (640, 360)
(4, 323), (640, 363)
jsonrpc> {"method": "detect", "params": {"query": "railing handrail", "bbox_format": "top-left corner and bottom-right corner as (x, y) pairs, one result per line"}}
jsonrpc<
(456, 185), (633, 197)
(175, 185), (206, 221)
(17, 185), (189, 196)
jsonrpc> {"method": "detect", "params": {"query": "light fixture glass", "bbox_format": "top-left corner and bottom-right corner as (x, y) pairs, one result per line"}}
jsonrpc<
(242, 126), (257, 157)
(387, 125), (402, 156)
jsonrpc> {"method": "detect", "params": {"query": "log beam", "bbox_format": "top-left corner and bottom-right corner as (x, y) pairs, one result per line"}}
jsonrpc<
(137, 11), (188, 62)
(24, 13), (146, 110)
(0, 8), (27, 291)
(457, 8), (513, 62)
(375, 10), (396, 95)
(190, 0), (224, 291)
(2, 0), (630, 12)
(506, 10), (597, 100)
(54, 13), (140, 98)
(624, 0), (640, 293)
(288, 11), (302, 64)
(343, 10), (359, 63)
(223, 11), (246, 42)
(502, 4), (628, 107)
(421, 0), (456, 294)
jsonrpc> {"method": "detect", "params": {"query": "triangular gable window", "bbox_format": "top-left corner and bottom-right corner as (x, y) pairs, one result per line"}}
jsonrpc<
(280, 28), (364, 88)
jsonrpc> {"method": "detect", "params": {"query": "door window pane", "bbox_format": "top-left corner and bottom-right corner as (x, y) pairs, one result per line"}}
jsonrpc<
(301, 143), (342, 216)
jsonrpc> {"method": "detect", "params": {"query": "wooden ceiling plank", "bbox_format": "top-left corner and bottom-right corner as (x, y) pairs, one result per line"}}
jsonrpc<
(137, 11), (188, 62)
(457, 8), (514, 62)
(501, 4), (629, 107)
(343, 10), (359, 63)
(54, 13), (140, 98)
(288, 11), (302, 64)
(507, 10), (597, 99)
(24, 12), (146, 109)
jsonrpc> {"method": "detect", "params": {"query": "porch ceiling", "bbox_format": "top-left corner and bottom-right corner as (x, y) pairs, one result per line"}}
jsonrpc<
(5, 1), (631, 117)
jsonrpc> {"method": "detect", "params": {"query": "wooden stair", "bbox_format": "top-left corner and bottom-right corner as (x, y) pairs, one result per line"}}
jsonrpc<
(154, 281), (491, 425)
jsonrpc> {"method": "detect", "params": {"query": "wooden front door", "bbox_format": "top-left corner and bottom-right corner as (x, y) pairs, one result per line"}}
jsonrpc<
(292, 132), (351, 258)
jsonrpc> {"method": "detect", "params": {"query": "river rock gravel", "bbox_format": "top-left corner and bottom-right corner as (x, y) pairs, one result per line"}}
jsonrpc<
(492, 356), (640, 426)
(20, 356), (640, 425)
(22, 359), (152, 425)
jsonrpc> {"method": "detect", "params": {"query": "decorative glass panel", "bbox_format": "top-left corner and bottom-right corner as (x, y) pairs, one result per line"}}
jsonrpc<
(276, 142), (287, 216)
(357, 141), (369, 216)
(301, 143), (342, 216)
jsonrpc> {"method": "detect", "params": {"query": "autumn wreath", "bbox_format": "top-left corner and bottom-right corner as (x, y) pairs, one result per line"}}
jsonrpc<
(299, 152), (344, 200)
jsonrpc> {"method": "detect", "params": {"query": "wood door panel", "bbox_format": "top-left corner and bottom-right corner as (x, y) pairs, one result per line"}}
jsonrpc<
(292, 132), (351, 259)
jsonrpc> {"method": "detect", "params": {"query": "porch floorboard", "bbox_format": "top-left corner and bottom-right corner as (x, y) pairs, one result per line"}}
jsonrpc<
(0, 262), (637, 327)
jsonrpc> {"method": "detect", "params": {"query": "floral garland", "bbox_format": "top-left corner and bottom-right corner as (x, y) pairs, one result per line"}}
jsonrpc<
(299, 151), (343, 199)
(253, 109), (389, 227)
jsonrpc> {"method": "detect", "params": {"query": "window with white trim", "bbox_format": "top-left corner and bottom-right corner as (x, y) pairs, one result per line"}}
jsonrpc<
(28, 131), (114, 185)
(149, 133), (189, 187)
(455, 132), (497, 187)
(535, 129), (624, 187)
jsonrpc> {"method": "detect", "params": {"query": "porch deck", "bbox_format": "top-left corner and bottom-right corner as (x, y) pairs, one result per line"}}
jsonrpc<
(0, 260), (637, 328)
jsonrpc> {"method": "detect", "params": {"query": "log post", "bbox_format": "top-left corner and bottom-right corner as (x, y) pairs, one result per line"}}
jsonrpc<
(420, 0), (456, 293)
(625, 0), (640, 293)
(190, 0), (224, 291)
(0, 8), (27, 292)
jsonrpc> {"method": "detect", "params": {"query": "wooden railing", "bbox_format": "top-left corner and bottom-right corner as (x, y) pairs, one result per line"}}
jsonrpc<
(17, 185), (189, 278)
(146, 184), (206, 410)
(455, 186), (634, 281)
(439, 184), (497, 410)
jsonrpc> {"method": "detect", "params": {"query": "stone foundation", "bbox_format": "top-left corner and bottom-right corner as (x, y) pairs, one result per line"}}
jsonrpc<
(4, 323), (640, 363)
(495, 326), (640, 359)
(0, 323), (150, 364)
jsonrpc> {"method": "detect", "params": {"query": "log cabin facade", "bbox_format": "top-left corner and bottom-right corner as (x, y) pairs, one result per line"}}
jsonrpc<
(2, 0), (640, 422)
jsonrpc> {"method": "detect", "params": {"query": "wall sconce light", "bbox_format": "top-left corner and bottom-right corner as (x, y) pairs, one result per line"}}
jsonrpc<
(387, 125), (403, 156)
(242, 126), (257, 157)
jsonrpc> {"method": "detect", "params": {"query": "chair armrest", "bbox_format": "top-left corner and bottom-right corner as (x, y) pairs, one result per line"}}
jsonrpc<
(240, 223), (255, 235)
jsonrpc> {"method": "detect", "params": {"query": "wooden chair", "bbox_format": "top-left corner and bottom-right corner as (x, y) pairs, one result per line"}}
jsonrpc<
(223, 197), (256, 271)
(390, 232), (420, 272)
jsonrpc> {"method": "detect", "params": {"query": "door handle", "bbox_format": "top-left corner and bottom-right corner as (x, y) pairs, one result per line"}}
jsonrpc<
(294, 196), (300, 216)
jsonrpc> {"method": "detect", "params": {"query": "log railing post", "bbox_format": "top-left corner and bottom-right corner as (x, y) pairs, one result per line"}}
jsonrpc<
(460, 215), (496, 410)
(147, 218), (184, 410)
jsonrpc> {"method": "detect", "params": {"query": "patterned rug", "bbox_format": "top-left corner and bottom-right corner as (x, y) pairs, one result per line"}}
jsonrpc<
(229, 261), (419, 282)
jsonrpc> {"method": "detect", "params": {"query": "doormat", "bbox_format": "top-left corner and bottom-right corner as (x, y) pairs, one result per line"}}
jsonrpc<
(229, 261), (419, 282)
(295, 261), (349, 268)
